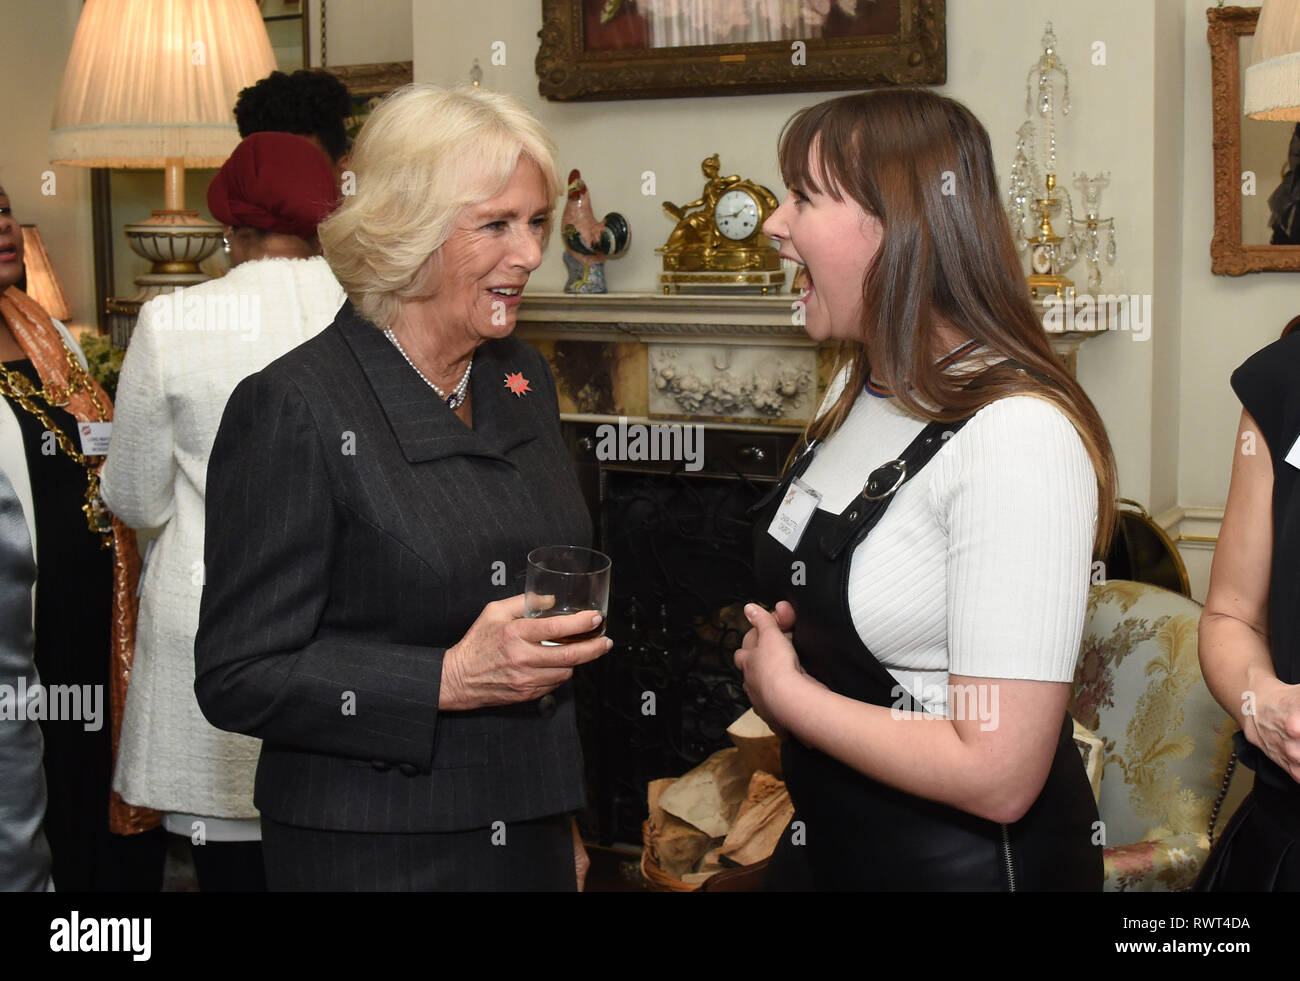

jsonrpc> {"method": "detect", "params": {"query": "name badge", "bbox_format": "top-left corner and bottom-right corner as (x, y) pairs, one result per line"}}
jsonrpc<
(1287, 433), (1300, 471)
(77, 421), (112, 457)
(767, 478), (822, 552)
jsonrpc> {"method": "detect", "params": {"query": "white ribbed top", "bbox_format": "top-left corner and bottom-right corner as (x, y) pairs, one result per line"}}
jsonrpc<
(798, 364), (1097, 717)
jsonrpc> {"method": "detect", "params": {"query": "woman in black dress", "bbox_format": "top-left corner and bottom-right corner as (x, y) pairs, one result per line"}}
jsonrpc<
(1199, 325), (1300, 889)
(0, 183), (166, 889)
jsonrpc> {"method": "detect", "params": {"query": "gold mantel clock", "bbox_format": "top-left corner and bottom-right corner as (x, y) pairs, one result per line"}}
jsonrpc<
(657, 154), (785, 294)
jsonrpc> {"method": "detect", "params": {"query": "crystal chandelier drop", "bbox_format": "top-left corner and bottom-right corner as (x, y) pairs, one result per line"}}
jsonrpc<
(1007, 23), (1118, 299)
(1072, 173), (1118, 293)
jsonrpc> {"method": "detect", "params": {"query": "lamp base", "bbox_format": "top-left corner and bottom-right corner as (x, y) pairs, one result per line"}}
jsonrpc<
(109, 209), (224, 346)
(124, 209), (223, 288)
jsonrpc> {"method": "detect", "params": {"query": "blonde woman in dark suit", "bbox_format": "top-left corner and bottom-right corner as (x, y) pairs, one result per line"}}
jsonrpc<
(195, 84), (608, 891)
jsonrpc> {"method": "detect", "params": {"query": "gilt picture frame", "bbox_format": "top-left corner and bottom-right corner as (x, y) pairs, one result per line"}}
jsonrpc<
(536, 0), (946, 101)
(1208, 5), (1300, 274)
(323, 62), (414, 143)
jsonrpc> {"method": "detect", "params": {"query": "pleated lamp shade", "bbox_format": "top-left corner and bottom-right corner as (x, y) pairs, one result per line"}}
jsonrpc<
(49, 0), (277, 168)
(1246, 0), (1300, 121)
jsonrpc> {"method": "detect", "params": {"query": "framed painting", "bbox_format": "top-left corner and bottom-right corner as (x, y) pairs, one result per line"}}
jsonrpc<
(1208, 5), (1300, 274)
(537, 0), (945, 101)
(324, 62), (414, 143)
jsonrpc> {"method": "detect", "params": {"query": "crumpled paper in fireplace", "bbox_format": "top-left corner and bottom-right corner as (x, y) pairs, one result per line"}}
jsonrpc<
(646, 709), (793, 881)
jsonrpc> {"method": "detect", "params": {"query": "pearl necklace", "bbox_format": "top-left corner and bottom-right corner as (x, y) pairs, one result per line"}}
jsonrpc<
(383, 328), (472, 410)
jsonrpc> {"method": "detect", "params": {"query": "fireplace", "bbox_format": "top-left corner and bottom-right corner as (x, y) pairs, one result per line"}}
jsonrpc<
(563, 420), (798, 845)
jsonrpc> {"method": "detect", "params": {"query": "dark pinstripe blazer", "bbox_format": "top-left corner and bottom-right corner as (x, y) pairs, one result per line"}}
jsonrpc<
(194, 300), (591, 834)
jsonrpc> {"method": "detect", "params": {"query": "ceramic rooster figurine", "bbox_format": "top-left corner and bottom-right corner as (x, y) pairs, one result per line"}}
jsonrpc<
(561, 169), (630, 293)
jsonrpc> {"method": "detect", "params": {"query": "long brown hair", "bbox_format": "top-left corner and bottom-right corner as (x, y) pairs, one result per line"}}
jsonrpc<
(779, 89), (1117, 554)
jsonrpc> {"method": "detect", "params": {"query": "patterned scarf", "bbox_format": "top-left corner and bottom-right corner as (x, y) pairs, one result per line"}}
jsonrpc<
(0, 286), (159, 836)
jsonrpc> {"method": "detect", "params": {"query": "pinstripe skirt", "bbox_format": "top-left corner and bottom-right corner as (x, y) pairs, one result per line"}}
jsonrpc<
(260, 813), (576, 891)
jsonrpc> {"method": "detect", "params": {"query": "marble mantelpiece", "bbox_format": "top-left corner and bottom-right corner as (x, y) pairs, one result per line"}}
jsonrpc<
(514, 291), (1104, 427)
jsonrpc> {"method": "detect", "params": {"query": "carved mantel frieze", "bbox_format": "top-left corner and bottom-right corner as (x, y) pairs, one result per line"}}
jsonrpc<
(515, 292), (1101, 423)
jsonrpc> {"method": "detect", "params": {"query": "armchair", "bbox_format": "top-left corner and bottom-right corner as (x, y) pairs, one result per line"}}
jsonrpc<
(1069, 581), (1243, 891)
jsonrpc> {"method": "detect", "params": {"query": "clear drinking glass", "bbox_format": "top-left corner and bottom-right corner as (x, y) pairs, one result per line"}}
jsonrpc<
(524, 545), (612, 646)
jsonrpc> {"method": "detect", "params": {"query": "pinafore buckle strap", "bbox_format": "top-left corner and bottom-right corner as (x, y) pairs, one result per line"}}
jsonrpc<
(820, 419), (970, 560)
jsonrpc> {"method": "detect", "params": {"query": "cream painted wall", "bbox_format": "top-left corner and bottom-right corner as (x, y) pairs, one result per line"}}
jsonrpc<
(0, 0), (93, 327)
(304, 0), (414, 67)
(414, 0), (1164, 507)
(1181, 0), (1297, 515)
(1151, 0), (1187, 520)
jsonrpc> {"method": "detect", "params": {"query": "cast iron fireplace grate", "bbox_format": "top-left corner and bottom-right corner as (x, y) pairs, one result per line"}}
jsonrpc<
(564, 421), (798, 846)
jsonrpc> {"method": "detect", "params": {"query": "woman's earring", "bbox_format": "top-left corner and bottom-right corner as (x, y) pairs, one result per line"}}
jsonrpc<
(222, 234), (231, 255)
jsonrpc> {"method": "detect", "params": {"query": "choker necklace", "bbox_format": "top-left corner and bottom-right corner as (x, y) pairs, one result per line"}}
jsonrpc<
(384, 328), (472, 410)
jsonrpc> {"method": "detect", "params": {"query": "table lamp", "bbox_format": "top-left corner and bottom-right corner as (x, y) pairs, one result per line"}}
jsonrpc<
(49, 0), (277, 341)
(19, 225), (71, 323)
(1246, 0), (1300, 120)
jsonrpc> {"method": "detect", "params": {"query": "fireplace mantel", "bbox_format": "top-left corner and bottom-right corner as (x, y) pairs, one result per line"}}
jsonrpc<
(515, 291), (828, 425)
(517, 290), (1107, 360)
(516, 291), (810, 345)
(514, 290), (1107, 424)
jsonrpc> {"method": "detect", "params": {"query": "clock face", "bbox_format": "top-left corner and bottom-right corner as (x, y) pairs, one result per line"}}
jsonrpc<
(1031, 244), (1054, 275)
(714, 188), (761, 241)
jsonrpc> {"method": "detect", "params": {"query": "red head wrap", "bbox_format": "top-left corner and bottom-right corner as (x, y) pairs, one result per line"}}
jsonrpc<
(207, 132), (338, 239)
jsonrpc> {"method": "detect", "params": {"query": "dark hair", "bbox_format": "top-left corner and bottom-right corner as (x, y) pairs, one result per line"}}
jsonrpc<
(1282, 314), (1300, 338)
(779, 88), (1117, 554)
(233, 70), (353, 162)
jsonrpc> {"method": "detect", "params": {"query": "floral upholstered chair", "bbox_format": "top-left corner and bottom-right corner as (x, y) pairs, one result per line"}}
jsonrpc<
(1068, 581), (1240, 891)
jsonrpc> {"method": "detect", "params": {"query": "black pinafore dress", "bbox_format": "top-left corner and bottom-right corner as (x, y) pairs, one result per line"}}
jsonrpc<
(750, 418), (1103, 891)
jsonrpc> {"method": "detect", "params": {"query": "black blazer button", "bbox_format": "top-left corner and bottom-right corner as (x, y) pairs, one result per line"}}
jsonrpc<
(398, 763), (418, 776)
(370, 760), (391, 772)
(537, 694), (557, 718)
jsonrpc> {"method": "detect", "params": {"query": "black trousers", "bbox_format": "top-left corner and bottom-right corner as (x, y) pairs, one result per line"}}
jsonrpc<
(180, 835), (267, 892)
(260, 813), (575, 891)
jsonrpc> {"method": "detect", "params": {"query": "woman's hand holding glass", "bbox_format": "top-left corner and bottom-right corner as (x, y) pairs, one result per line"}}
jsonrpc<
(439, 595), (612, 711)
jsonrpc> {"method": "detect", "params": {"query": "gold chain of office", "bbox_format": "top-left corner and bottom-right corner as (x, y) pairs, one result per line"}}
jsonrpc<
(0, 341), (114, 546)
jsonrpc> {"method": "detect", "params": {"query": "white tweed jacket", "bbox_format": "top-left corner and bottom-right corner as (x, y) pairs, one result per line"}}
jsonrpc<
(100, 256), (345, 817)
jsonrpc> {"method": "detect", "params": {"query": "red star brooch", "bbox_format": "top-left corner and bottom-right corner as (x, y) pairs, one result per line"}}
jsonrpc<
(503, 371), (532, 397)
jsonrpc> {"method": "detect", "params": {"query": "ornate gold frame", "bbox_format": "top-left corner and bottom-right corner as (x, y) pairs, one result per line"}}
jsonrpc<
(1209, 6), (1300, 274)
(324, 62), (413, 99)
(536, 0), (945, 102)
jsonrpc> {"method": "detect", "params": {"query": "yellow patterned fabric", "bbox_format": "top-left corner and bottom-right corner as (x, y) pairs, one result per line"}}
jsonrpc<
(1069, 581), (1238, 891)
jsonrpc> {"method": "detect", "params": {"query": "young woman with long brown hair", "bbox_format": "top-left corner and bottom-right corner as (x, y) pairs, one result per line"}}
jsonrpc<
(734, 89), (1116, 890)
